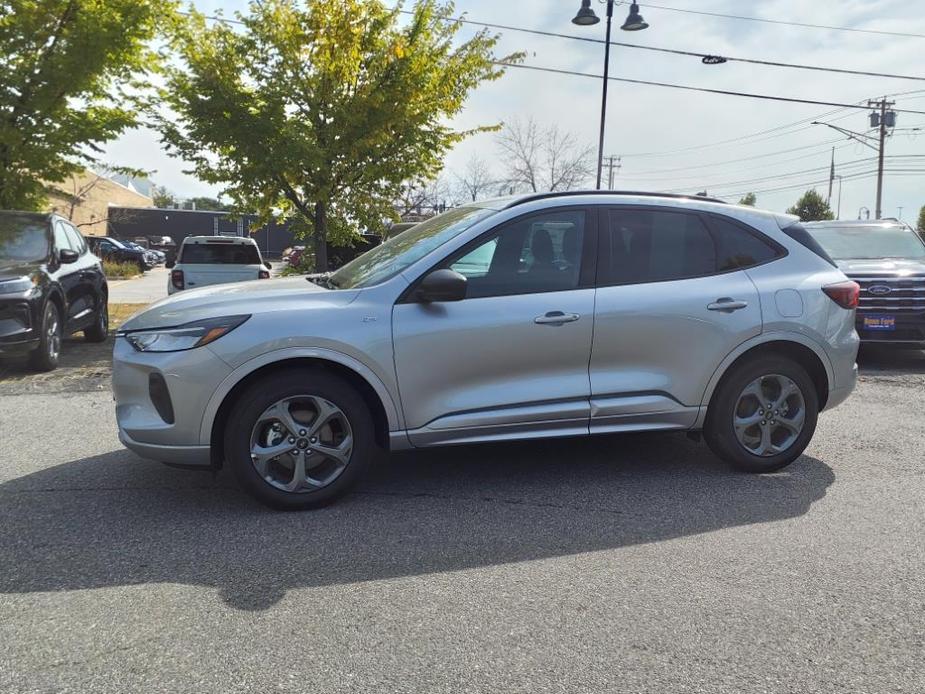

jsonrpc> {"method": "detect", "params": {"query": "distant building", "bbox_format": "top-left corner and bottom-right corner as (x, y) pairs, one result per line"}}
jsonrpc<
(46, 169), (153, 236)
(107, 207), (298, 259)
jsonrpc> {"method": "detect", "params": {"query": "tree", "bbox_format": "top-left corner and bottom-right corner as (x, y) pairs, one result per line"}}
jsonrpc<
(393, 176), (451, 219)
(738, 192), (757, 207)
(187, 197), (232, 212)
(917, 205), (925, 231)
(0, 0), (172, 210)
(150, 185), (177, 209)
(157, 0), (507, 272)
(496, 117), (594, 193)
(454, 154), (495, 202)
(787, 189), (834, 222)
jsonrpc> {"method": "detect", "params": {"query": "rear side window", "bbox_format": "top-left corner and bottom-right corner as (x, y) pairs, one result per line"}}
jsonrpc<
(180, 242), (260, 264)
(782, 223), (837, 267)
(708, 215), (783, 270)
(607, 209), (715, 285)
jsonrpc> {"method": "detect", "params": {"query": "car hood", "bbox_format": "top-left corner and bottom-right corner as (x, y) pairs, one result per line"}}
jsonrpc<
(0, 260), (40, 281)
(835, 258), (925, 275)
(120, 277), (360, 331)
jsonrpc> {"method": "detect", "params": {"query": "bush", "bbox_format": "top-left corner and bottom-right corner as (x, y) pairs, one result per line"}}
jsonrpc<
(103, 260), (142, 279)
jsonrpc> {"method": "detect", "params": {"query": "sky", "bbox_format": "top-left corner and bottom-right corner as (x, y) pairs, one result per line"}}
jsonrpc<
(102, 0), (925, 223)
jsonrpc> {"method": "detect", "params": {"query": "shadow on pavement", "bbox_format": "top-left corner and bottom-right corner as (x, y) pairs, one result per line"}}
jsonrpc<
(858, 344), (925, 374)
(0, 433), (834, 611)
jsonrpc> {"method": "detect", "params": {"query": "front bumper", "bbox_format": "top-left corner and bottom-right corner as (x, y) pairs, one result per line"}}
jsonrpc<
(112, 337), (232, 464)
(119, 429), (211, 467)
(0, 297), (39, 355)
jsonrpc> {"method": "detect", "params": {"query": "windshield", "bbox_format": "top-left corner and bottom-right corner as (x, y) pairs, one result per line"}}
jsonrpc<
(807, 225), (925, 260)
(330, 206), (497, 289)
(106, 237), (128, 250)
(0, 215), (50, 263)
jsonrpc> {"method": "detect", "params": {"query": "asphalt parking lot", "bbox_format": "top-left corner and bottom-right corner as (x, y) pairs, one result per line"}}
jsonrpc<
(1, 348), (924, 693)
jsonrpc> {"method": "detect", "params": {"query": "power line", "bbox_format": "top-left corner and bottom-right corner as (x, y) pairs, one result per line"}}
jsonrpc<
(187, 8), (925, 82)
(498, 62), (925, 115)
(423, 13), (925, 82)
(627, 138), (849, 177)
(615, 2), (925, 40)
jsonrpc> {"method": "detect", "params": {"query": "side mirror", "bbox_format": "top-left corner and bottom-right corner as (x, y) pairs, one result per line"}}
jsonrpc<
(165, 260), (175, 269)
(59, 248), (79, 264)
(264, 260), (272, 270)
(415, 269), (467, 303)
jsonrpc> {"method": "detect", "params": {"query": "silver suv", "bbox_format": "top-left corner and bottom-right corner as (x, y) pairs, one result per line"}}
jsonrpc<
(113, 193), (860, 509)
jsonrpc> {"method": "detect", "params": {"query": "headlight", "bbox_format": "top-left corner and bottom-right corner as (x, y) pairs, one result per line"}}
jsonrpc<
(119, 315), (250, 353)
(0, 276), (37, 294)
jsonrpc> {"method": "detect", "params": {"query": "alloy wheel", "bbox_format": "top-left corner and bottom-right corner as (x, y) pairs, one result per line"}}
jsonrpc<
(47, 309), (61, 361)
(733, 374), (806, 457)
(249, 395), (353, 493)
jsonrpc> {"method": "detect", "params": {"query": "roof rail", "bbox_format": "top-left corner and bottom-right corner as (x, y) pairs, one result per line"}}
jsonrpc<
(503, 190), (728, 208)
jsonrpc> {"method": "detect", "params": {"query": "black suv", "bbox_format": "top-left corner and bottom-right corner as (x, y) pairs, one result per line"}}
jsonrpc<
(85, 235), (150, 272)
(0, 211), (109, 370)
(805, 219), (925, 347)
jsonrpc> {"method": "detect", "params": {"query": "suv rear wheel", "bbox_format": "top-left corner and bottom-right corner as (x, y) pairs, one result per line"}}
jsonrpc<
(704, 355), (818, 473)
(83, 297), (109, 343)
(224, 368), (375, 510)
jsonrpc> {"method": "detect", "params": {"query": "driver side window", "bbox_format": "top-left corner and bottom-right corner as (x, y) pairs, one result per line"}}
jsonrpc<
(448, 210), (586, 299)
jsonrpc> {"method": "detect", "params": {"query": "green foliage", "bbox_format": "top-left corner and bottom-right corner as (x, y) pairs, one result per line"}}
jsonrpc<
(150, 185), (176, 208)
(157, 0), (509, 271)
(102, 259), (142, 278)
(0, 0), (175, 210)
(738, 192), (757, 207)
(786, 189), (834, 222)
(187, 196), (232, 212)
(917, 205), (925, 231)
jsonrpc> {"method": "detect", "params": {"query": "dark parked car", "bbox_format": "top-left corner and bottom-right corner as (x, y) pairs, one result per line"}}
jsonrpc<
(805, 219), (925, 347)
(0, 211), (109, 371)
(85, 235), (151, 272)
(283, 234), (381, 270)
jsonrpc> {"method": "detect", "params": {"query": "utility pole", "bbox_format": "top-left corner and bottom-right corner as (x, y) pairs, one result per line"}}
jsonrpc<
(604, 155), (622, 189)
(868, 97), (896, 220)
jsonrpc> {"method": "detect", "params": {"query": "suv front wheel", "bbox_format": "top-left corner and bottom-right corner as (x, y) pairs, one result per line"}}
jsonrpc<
(224, 368), (376, 510)
(704, 355), (819, 473)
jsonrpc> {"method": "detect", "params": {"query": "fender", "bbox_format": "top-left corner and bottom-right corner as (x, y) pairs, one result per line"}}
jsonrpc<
(197, 346), (403, 445)
(693, 330), (835, 429)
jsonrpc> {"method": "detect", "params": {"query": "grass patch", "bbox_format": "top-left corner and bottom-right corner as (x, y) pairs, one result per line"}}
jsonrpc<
(109, 303), (148, 330)
(103, 260), (142, 279)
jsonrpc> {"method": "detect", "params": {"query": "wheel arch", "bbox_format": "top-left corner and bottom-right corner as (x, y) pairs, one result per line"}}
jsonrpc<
(203, 351), (399, 468)
(699, 334), (832, 427)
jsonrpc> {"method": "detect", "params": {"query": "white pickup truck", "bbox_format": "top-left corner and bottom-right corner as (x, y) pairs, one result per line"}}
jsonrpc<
(166, 236), (272, 294)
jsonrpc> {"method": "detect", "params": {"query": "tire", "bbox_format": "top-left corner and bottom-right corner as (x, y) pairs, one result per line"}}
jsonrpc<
(704, 355), (818, 473)
(83, 296), (109, 343)
(224, 368), (375, 510)
(136, 260), (146, 274)
(28, 301), (62, 372)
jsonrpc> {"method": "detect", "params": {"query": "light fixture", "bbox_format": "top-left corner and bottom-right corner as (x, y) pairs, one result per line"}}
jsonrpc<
(571, 0), (600, 26)
(621, 2), (649, 31)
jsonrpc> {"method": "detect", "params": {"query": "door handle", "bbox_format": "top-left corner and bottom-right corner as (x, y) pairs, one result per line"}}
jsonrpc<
(707, 298), (749, 312)
(535, 311), (580, 326)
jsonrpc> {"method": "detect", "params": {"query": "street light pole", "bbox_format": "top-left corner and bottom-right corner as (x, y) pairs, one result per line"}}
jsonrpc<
(595, 2), (615, 190)
(573, 2), (649, 190)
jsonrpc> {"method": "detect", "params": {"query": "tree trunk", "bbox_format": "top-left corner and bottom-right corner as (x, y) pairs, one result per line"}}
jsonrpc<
(313, 200), (328, 273)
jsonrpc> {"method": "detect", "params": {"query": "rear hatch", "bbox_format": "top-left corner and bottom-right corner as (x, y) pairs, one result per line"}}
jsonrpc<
(177, 239), (264, 289)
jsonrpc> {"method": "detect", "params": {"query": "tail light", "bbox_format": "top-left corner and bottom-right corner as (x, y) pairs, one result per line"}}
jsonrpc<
(823, 281), (860, 309)
(171, 269), (185, 290)
(258, 270), (270, 279)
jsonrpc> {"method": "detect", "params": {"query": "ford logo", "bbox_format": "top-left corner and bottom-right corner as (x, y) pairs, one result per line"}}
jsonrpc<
(868, 285), (893, 295)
